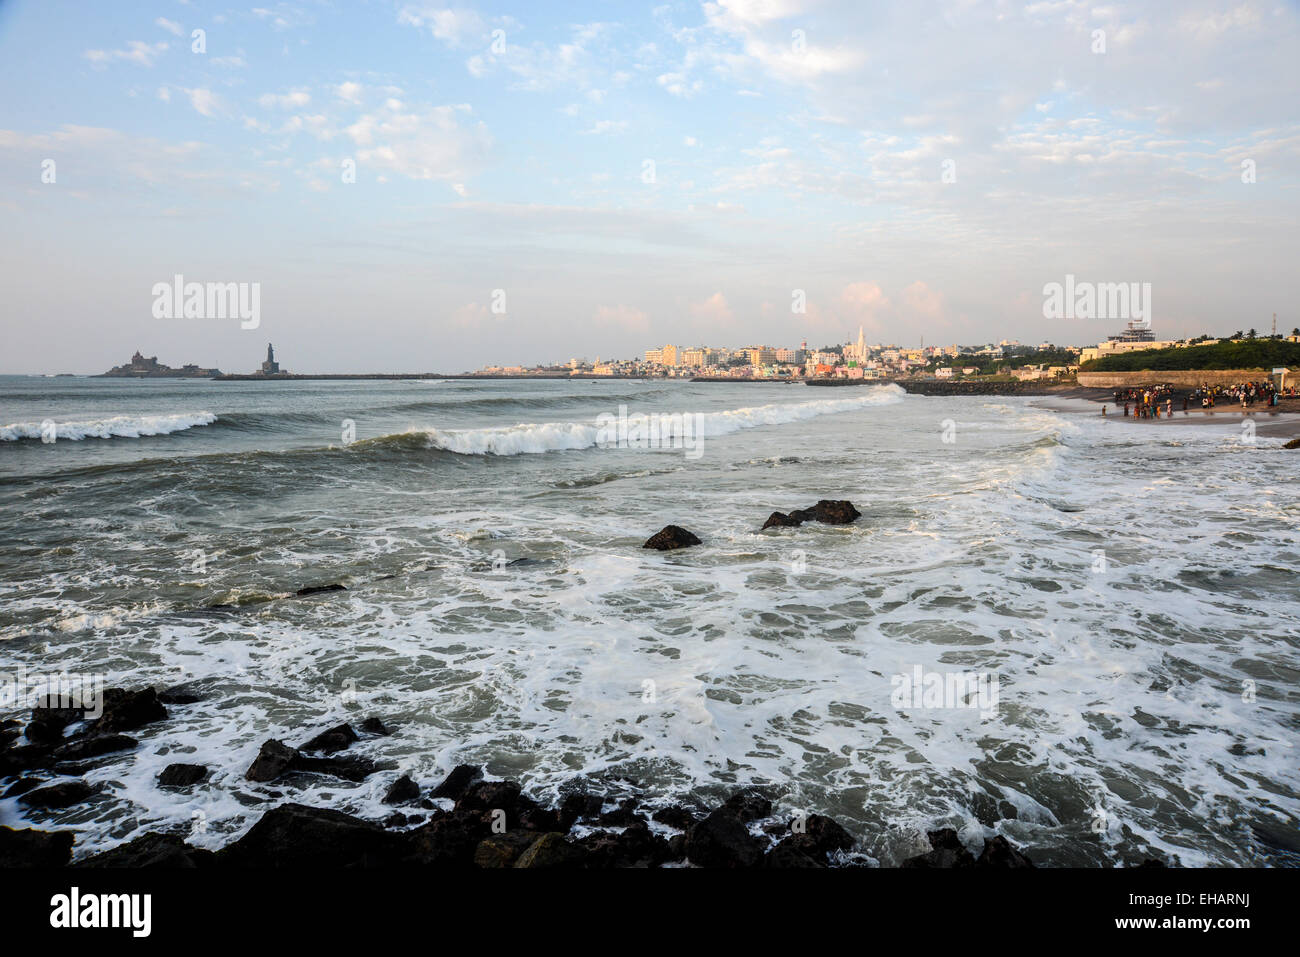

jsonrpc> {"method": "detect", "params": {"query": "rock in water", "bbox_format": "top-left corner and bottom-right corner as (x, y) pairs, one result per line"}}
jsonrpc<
(299, 723), (359, 753)
(430, 764), (484, 801)
(93, 688), (169, 734)
(216, 803), (408, 868)
(685, 807), (763, 868)
(762, 500), (861, 530)
(642, 525), (702, 550)
(245, 739), (298, 783)
(76, 833), (213, 868)
(383, 774), (421, 805)
(158, 764), (208, 788)
(975, 835), (1035, 868)
(1284, 438), (1300, 449)
(901, 828), (976, 868)
(0, 826), (75, 868)
(18, 780), (96, 810)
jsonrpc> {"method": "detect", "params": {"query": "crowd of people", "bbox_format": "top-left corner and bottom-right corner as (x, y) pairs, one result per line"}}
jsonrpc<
(1105, 379), (1295, 418)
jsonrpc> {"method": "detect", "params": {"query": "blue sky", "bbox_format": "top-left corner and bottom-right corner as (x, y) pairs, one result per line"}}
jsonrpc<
(1, 0), (1298, 373)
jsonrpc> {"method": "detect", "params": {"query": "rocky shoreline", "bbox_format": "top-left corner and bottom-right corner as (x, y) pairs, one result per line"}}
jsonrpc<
(2, 697), (1042, 869)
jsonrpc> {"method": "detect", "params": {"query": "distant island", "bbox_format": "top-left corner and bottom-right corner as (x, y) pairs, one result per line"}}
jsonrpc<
(98, 351), (222, 378)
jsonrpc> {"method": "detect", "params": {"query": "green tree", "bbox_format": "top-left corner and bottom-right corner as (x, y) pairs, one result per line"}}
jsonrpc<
(1247, 328), (1257, 339)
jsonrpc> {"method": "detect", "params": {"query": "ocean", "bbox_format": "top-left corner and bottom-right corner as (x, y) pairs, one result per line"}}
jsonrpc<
(1, 375), (1297, 865)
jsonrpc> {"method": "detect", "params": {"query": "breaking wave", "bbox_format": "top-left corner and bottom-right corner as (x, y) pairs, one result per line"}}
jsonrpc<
(396, 387), (906, 456)
(0, 412), (218, 442)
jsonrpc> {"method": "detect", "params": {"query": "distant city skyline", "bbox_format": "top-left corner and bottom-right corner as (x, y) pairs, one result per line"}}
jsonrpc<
(2, 1), (1298, 374)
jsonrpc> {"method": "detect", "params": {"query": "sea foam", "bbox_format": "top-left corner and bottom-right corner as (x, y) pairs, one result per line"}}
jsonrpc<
(0, 412), (217, 441)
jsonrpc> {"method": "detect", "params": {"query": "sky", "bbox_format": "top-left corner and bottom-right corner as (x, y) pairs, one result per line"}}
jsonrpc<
(1, 0), (1298, 374)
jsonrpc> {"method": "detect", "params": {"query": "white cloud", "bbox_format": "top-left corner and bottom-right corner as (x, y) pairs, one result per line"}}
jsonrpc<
(83, 41), (168, 68)
(346, 103), (491, 182)
(258, 89), (312, 109)
(184, 88), (224, 118)
(155, 18), (184, 37)
(335, 82), (364, 105)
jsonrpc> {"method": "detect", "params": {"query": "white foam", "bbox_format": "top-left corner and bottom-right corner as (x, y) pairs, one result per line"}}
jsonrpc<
(0, 412), (217, 441)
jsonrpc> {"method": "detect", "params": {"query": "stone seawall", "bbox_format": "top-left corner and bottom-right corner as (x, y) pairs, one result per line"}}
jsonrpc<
(1077, 368), (1273, 389)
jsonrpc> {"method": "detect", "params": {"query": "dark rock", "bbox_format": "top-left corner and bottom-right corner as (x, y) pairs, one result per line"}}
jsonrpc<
(686, 808), (762, 868)
(0, 826), (74, 868)
(578, 819), (671, 868)
(383, 774), (421, 805)
(642, 525), (702, 551)
(0, 744), (54, 777)
(158, 685), (204, 705)
(93, 688), (168, 734)
(218, 803), (408, 868)
(514, 831), (586, 869)
(158, 764), (208, 788)
(295, 583), (347, 596)
(52, 734), (137, 763)
(975, 835), (1035, 868)
(667, 833), (687, 860)
(767, 814), (855, 865)
(651, 805), (699, 831)
(762, 499), (861, 529)
(0, 727), (20, 750)
(406, 812), (487, 867)
(1283, 438), (1300, 449)
(455, 779), (523, 817)
(383, 812), (410, 828)
(901, 828), (976, 868)
(430, 764), (483, 801)
(2, 777), (46, 799)
(76, 833), (214, 868)
(360, 716), (393, 736)
(765, 841), (824, 868)
(1137, 858), (1167, 868)
(723, 789), (772, 823)
(291, 753), (378, 783)
(19, 780), (96, 810)
(598, 797), (643, 827)
(473, 830), (539, 868)
(516, 799), (562, 832)
(559, 791), (605, 829)
(299, 723), (359, 753)
(245, 739), (298, 783)
(24, 706), (79, 746)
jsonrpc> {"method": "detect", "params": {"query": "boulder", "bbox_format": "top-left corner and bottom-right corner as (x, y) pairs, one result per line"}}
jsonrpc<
(642, 525), (702, 551)
(217, 803), (408, 868)
(158, 764), (208, 788)
(406, 811), (488, 867)
(18, 780), (96, 810)
(2, 777), (46, 800)
(245, 739), (298, 783)
(360, 716), (393, 736)
(383, 774), (421, 805)
(767, 814), (855, 864)
(76, 833), (214, 868)
(92, 688), (168, 734)
(559, 791), (605, 830)
(762, 500), (861, 530)
(0, 826), (74, 868)
(299, 723), (359, 753)
(1283, 438), (1300, 449)
(975, 835), (1035, 868)
(291, 753), (378, 782)
(52, 734), (137, 763)
(473, 830), (539, 868)
(455, 780), (523, 817)
(722, 789), (772, 823)
(685, 807), (763, 868)
(514, 832), (586, 869)
(578, 820), (671, 868)
(901, 828), (976, 868)
(430, 764), (484, 801)
(651, 805), (699, 831)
